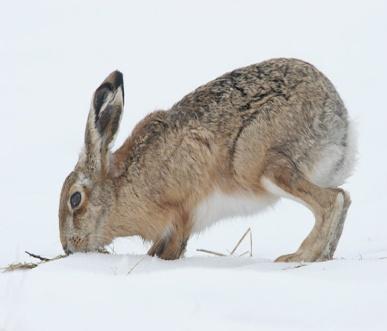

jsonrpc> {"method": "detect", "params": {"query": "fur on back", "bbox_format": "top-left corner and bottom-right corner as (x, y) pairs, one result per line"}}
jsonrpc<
(110, 58), (356, 239)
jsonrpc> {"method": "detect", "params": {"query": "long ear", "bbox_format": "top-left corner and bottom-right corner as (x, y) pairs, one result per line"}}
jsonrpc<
(83, 70), (124, 175)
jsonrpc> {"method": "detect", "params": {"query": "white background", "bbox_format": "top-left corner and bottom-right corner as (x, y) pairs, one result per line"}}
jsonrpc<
(0, 1), (386, 330)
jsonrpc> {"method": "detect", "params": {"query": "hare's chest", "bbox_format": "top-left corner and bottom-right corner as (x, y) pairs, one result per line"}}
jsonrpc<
(192, 190), (277, 233)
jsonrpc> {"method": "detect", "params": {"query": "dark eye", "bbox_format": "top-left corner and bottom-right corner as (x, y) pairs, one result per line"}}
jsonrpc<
(70, 192), (82, 209)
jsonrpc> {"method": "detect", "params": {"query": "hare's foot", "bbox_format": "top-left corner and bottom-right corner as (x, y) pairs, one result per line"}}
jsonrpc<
(262, 152), (351, 263)
(275, 251), (317, 263)
(315, 189), (351, 261)
(147, 226), (189, 260)
(275, 190), (351, 263)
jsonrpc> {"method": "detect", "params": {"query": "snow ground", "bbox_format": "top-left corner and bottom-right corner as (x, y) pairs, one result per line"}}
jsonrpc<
(1, 1), (387, 330)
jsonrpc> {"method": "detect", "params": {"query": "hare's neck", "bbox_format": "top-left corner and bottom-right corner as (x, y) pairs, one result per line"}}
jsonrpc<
(106, 200), (137, 239)
(105, 184), (152, 242)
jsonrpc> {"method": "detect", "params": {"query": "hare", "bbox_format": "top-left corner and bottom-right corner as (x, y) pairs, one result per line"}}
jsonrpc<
(59, 58), (356, 262)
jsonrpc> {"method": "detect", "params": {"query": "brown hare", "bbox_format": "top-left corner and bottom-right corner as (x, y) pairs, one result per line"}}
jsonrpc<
(59, 58), (356, 262)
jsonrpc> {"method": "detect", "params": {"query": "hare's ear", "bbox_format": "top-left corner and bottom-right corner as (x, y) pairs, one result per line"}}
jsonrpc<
(83, 71), (124, 175)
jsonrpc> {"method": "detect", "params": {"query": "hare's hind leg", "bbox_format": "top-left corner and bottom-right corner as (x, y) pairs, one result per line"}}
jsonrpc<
(261, 154), (351, 262)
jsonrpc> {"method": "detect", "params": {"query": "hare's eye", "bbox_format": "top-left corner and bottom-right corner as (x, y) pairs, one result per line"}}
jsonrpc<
(70, 192), (82, 209)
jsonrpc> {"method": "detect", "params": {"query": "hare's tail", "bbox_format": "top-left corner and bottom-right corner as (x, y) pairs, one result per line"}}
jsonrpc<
(308, 120), (357, 188)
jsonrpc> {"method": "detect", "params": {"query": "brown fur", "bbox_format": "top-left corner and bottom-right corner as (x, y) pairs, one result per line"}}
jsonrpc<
(59, 59), (356, 262)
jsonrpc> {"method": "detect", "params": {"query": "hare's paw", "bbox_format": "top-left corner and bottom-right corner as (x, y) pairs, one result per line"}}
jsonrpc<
(274, 250), (322, 263)
(275, 252), (304, 263)
(147, 236), (188, 261)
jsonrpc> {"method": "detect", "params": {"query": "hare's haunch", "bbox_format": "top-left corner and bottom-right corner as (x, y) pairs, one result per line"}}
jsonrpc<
(59, 58), (356, 262)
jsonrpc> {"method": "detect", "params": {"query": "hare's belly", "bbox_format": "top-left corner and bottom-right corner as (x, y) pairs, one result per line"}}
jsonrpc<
(192, 190), (277, 233)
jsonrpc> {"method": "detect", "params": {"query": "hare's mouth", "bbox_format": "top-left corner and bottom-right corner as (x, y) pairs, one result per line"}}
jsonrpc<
(63, 231), (111, 254)
(64, 233), (93, 254)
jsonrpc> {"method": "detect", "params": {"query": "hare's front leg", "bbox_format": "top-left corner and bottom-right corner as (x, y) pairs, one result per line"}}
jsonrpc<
(147, 222), (190, 260)
(262, 154), (351, 262)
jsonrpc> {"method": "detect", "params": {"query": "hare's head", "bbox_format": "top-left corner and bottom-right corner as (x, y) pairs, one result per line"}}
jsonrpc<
(59, 71), (124, 254)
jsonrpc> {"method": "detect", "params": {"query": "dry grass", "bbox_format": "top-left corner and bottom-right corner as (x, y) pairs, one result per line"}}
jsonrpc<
(2, 253), (67, 272)
(196, 249), (226, 257)
(1, 248), (110, 273)
(196, 228), (253, 258)
(3, 262), (41, 272)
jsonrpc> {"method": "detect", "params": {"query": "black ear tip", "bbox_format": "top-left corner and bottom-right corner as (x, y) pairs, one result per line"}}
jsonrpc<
(102, 70), (124, 90)
(111, 70), (124, 89)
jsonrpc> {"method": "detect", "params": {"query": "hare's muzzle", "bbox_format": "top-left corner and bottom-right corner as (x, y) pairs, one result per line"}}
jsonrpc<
(61, 234), (92, 254)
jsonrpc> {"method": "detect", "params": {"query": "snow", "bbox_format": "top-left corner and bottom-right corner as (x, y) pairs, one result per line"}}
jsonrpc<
(1, 0), (387, 330)
(2, 255), (387, 330)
